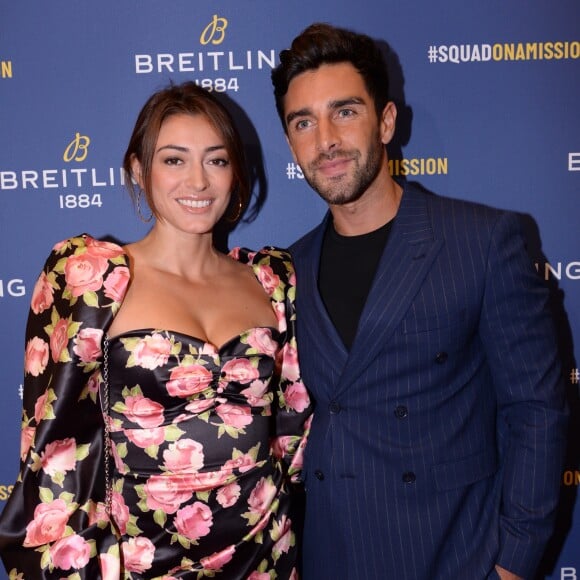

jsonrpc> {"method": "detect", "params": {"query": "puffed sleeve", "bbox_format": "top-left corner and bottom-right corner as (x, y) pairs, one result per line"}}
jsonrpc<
(247, 247), (313, 482)
(0, 234), (130, 579)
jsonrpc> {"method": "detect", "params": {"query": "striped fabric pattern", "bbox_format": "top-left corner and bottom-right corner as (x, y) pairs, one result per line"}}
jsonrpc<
(291, 182), (567, 580)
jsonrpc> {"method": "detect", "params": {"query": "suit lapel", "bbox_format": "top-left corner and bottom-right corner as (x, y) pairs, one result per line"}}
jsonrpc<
(294, 214), (349, 397)
(336, 184), (444, 394)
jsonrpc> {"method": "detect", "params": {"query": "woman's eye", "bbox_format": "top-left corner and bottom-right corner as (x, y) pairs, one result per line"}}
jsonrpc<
(164, 157), (182, 165)
(209, 158), (230, 167)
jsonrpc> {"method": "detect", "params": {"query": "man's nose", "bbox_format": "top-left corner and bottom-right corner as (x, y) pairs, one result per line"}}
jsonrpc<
(316, 118), (341, 153)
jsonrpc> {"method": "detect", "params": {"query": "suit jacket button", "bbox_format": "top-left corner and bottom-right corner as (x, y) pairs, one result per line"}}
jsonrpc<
(314, 470), (325, 481)
(435, 351), (448, 363)
(394, 405), (408, 419)
(329, 401), (341, 414)
(402, 471), (416, 484)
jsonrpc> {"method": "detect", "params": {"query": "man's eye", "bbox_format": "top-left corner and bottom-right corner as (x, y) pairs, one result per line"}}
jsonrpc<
(337, 109), (355, 118)
(295, 119), (310, 130)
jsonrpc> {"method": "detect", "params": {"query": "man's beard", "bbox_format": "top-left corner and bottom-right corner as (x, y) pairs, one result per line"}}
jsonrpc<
(302, 134), (384, 206)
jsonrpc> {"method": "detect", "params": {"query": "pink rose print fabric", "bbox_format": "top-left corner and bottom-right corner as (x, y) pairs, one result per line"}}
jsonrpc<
(0, 235), (311, 579)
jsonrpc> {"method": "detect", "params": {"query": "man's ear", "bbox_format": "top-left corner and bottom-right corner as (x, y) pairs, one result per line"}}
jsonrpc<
(380, 101), (397, 145)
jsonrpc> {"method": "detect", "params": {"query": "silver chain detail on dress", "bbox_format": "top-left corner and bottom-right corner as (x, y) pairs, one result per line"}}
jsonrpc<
(100, 336), (113, 516)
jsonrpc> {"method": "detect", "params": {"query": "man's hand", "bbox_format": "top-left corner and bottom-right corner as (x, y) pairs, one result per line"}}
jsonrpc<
(495, 564), (523, 580)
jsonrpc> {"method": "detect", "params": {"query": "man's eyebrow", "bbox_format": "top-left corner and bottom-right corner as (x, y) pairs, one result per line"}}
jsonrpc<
(286, 108), (311, 126)
(329, 97), (365, 109)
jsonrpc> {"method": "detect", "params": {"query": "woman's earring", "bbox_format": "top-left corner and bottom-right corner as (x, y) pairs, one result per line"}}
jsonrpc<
(136, 188), (153, 223)
(226, 195), (243, 223)
(136, 188), (153, 224)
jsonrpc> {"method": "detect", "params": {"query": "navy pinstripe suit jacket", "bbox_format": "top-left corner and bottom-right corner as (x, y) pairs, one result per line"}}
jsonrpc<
(291, 183), (568, 580)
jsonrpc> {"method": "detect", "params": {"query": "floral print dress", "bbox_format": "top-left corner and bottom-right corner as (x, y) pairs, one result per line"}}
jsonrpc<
(0, 235), (312, 580)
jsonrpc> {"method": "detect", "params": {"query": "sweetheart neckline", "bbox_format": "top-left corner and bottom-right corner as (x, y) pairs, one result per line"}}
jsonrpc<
(106, 326), (281, 353)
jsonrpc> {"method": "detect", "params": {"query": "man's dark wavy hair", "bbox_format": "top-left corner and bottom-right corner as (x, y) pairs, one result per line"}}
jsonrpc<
(271, 23), (390, 132)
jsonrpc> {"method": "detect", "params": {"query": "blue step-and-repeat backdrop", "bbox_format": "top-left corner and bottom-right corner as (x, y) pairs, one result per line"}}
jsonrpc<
(1, 2), (579, 577)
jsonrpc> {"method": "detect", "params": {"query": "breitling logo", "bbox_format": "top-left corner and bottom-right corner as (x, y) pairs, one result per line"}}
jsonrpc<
(200, 14), (228, 46)
(63, 133), (91, 163)
(134, 14), (275, 76)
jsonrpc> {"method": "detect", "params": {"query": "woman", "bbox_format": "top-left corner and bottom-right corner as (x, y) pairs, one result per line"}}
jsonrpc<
(0, 82), (311, 579)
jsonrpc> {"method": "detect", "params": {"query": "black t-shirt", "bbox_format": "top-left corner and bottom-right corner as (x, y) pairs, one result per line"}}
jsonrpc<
(318, 219), (392, 349)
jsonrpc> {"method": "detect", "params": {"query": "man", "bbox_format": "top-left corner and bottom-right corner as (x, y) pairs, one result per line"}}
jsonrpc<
(271, 23), (568, 580)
